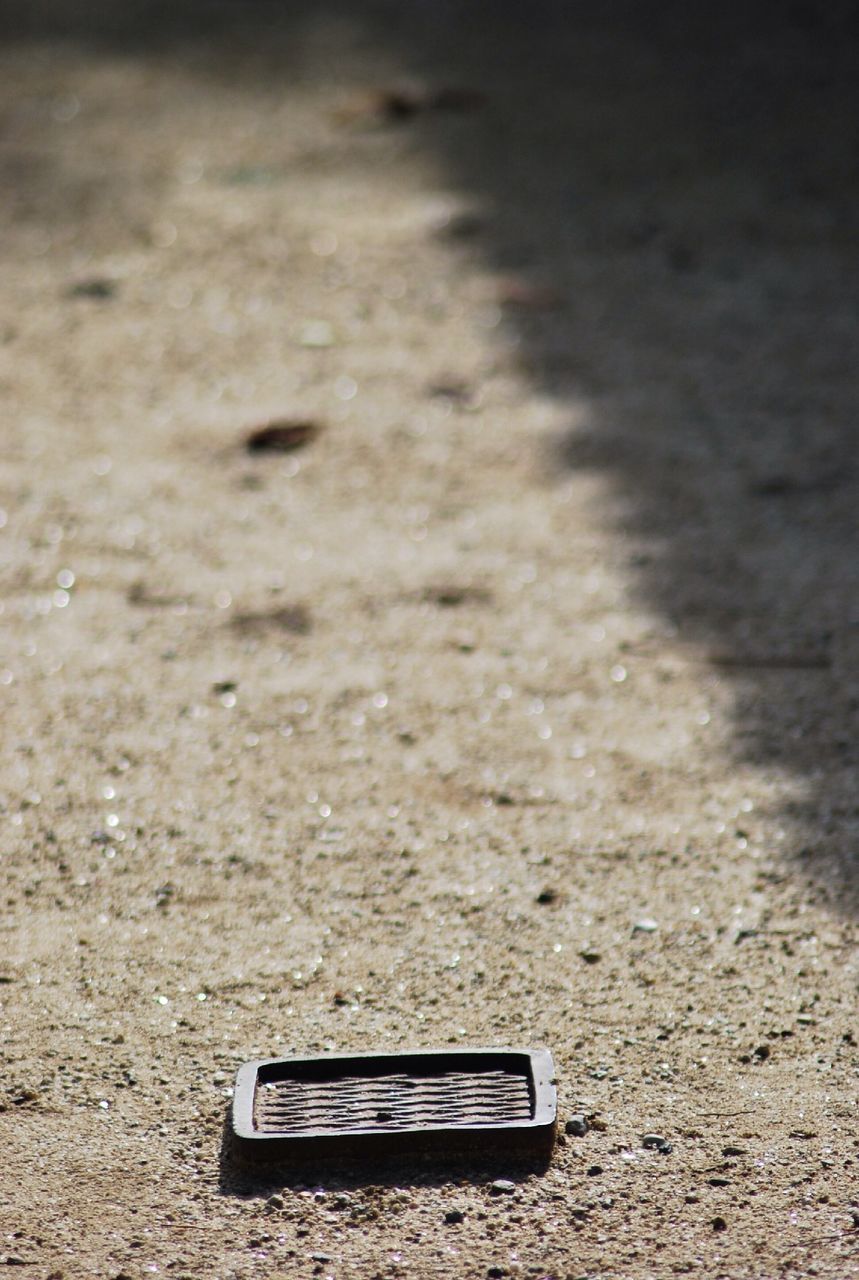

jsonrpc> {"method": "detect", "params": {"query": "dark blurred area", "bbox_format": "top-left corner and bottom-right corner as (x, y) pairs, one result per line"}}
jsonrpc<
(4, 0), (858, 906)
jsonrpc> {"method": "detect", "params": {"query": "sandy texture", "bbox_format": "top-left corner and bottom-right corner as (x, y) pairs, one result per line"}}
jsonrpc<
(2, 3), (858, 1276)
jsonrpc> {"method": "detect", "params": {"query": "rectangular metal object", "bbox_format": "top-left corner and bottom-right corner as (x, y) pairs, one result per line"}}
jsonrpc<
(230, 1047), (556, 1164)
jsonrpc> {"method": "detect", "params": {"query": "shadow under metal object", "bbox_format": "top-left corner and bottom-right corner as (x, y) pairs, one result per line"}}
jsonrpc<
(230, 1046), (557, 1166)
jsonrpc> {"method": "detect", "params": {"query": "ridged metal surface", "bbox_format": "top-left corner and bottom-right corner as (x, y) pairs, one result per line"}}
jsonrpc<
(254, 1067), (533, 1134)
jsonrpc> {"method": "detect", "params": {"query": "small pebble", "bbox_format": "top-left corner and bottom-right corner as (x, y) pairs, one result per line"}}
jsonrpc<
(633, 918), (659, 934)
(586, 1165), (603, 1177)
(642, 1133), (666, 1149)
(489, 1179), (516, 1195)
(310, 1253), (331, 1263)
(265, 1194), (284, 1212)
(712, 1216), (728, 1232)
(565, 1114), (589, 1137)
(444, 1209), (465, 1224)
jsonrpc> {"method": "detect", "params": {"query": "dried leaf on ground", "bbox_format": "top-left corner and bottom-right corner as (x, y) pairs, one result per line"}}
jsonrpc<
(231, 605), (312, 635)
(244, 421), (321, 454)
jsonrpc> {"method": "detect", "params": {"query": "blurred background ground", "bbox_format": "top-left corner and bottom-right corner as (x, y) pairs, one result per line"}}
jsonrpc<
(1, 3), (858, 1276)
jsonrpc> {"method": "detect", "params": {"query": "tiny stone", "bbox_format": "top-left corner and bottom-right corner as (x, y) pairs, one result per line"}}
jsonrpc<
(265, 1194), (284, 1212)
(642, 1133), (665, 1149)
(586, 1164), (603, 1177)
(633, 919), (659, 933)
(444, 1209), (465, 1224)
(712, 1216), (728, 1232)
(565, 1114), (589, 1137)
(489, 1179), (516, 1195)
(657, 1141), (673, 1154)
(310, 1253), (331, 1263)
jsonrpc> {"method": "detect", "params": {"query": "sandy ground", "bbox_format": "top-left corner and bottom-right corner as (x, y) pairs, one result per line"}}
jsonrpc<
(2, 3), (859, 1277)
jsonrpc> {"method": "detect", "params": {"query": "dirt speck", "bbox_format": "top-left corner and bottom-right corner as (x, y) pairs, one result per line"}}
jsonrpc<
(244, 421), (321, 453)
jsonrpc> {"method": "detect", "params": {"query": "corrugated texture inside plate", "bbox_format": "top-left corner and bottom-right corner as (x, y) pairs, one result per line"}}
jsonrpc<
(254, 1065), (533, 1134)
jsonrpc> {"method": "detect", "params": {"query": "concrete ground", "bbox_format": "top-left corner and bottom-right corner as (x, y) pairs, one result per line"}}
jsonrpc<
(1, 3), (858, 1276)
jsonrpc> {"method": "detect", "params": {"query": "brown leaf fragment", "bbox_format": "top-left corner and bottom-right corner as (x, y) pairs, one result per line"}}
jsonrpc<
(127, 581), (187, 608)
(376, 87), (427, 120)
(340, 84), (486, 125)
(67, 278), (117, 300)
(426, 377), (475, 404)
(231, 605), (312, 636)
(244, 421), (320, 454)
(423, 583), (493, 608)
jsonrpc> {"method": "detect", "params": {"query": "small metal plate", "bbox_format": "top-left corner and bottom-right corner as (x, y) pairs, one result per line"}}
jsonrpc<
(230, 1047), (556, 1164)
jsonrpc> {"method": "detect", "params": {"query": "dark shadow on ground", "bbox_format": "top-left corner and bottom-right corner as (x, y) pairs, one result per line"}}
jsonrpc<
(217, 1108), (552, 1197)
(393, 0), (859, 914)
(5, 0), (859, 910)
